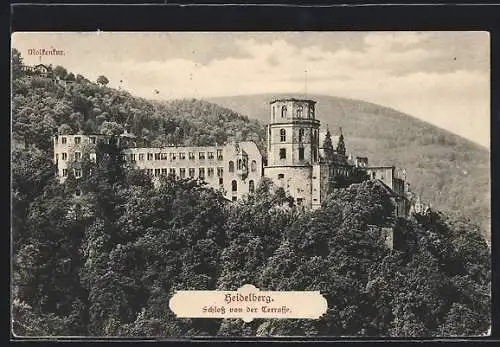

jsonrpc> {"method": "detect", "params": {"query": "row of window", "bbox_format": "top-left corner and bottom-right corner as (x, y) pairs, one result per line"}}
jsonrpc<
(124, 150), (223, 162)
(143, 168), (256, 194)
(279, 128), (318, 142)
(145, 167), (224, 179)
(61, 168), (82, 178)
(279, 128), (307, 142)
(228, 160), (258, 173)
(56, 152), (96, 162)
(273, 105), (314, 119)
(277, 148), (305, 160)
(56, 136), (98, 145)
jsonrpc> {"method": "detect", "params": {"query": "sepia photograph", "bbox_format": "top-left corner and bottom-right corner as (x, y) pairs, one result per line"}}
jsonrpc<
(10, 31), (491, 338)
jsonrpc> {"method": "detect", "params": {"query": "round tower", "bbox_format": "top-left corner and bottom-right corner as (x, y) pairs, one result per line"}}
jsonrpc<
(267, 98), (320, 166)
(264, 98), (321, 208)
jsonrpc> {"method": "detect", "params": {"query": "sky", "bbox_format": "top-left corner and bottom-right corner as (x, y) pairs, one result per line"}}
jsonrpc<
(12, 31), (490, 148)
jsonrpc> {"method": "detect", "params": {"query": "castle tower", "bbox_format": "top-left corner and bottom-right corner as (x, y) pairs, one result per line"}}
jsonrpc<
(264, 98), (321, 208)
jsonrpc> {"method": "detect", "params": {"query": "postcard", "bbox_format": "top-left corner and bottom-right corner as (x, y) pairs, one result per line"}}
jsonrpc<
(10, 31), (491, 338)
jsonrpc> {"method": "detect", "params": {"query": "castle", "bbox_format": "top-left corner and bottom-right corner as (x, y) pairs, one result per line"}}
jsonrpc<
(53, 97), (416, 218)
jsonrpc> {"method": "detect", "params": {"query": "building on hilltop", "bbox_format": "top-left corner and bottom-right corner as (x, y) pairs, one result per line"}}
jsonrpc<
(52, 97), (413, 218)
(21, 64), (52, 78)
(53, 132), (262, 202)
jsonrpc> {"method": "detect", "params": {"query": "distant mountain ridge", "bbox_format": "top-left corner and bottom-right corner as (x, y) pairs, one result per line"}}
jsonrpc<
(206, 93), (491, 240)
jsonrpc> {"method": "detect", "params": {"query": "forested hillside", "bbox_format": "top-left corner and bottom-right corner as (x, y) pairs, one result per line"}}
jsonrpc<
(11, 49), (265, 154)
(11, 49), (491, 337)
(208, 94), (491, 240)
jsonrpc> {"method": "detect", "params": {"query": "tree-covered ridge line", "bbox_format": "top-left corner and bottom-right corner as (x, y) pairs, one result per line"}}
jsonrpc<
(11, 49), (491, 337)
(12, 48), (266, 154)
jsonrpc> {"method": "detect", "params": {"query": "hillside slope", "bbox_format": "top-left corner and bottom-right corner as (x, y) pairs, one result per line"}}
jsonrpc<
(207, 93), (491, 239)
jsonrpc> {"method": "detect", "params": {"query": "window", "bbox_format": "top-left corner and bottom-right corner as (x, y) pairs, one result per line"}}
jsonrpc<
(280, 129), (286, 142)
(161, 152), (169, 160)
(170, 153), (176, 161)
(232, 180), (237, 192)
(299, 128), (304, 142)
(217, 167), (224, 177)
(147, 153), (153, 160)
(122, 154), (128, 161)
(199, 168), (205, 179)
(279, 148), (286, 159)
(179, 152), (186, 160)
(155, 168), (161, 177)
(297, 106), (303, 118)
(208, 152), (214, 159)
(299, 147), (304, 160)
(180, 168), (186, 178)
(74, 169), (82, 178)
(199, 152), (205, 160)
(147, 169), (153, 176)
(249, 180), (255, 193)
(154, 153), (160, 160)
(62, 137), (67, 144)
(90, 136), (96, 144)
(74, 152), (82, 161)
(139, 153), (144, 161)
(217, 149), (223, 160)
(189, 168), (195, 177)
(130, 153), (136, 162)
(219, 177), (223, 185)
(272, 106), (275, 118)
(75, 137), (81, 144)
(62, 169), (68, 177)
(208, 168), (215, 177)
(281, 105), (287, 118)
(232, 196), (237, 202)
(189, 152), (195, 160)
(229, 161), (235, 173)
(55, 153), (59, 162)
(251, 160), (257, 172)
(169, 168), (176, 176)
(161, 168), (168, 175)
(278, 173), (284, 179)
(75, 189), (81, 197)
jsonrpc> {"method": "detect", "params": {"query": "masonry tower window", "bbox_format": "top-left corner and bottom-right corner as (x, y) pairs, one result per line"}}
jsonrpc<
(297, 106), (303, 118)
(279, 148), (287, 159)
(280, 129), (286, 142)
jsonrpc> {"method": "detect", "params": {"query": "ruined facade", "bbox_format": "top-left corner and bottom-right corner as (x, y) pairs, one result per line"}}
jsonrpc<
(53, 97), (417, 218)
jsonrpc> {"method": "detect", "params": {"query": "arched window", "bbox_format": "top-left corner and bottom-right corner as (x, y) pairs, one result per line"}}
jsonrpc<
(251, 160), (257, 172)
(280, 129), (286, 142)
(281, 105), (287, 118)
(237, 159), (242, 170)
(232, 180), (237, 192)
(299, 128), (304, 142)
(229, 161), (235, 173)
(297, 106), (303, 118)
(249, 180), (255, 193)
